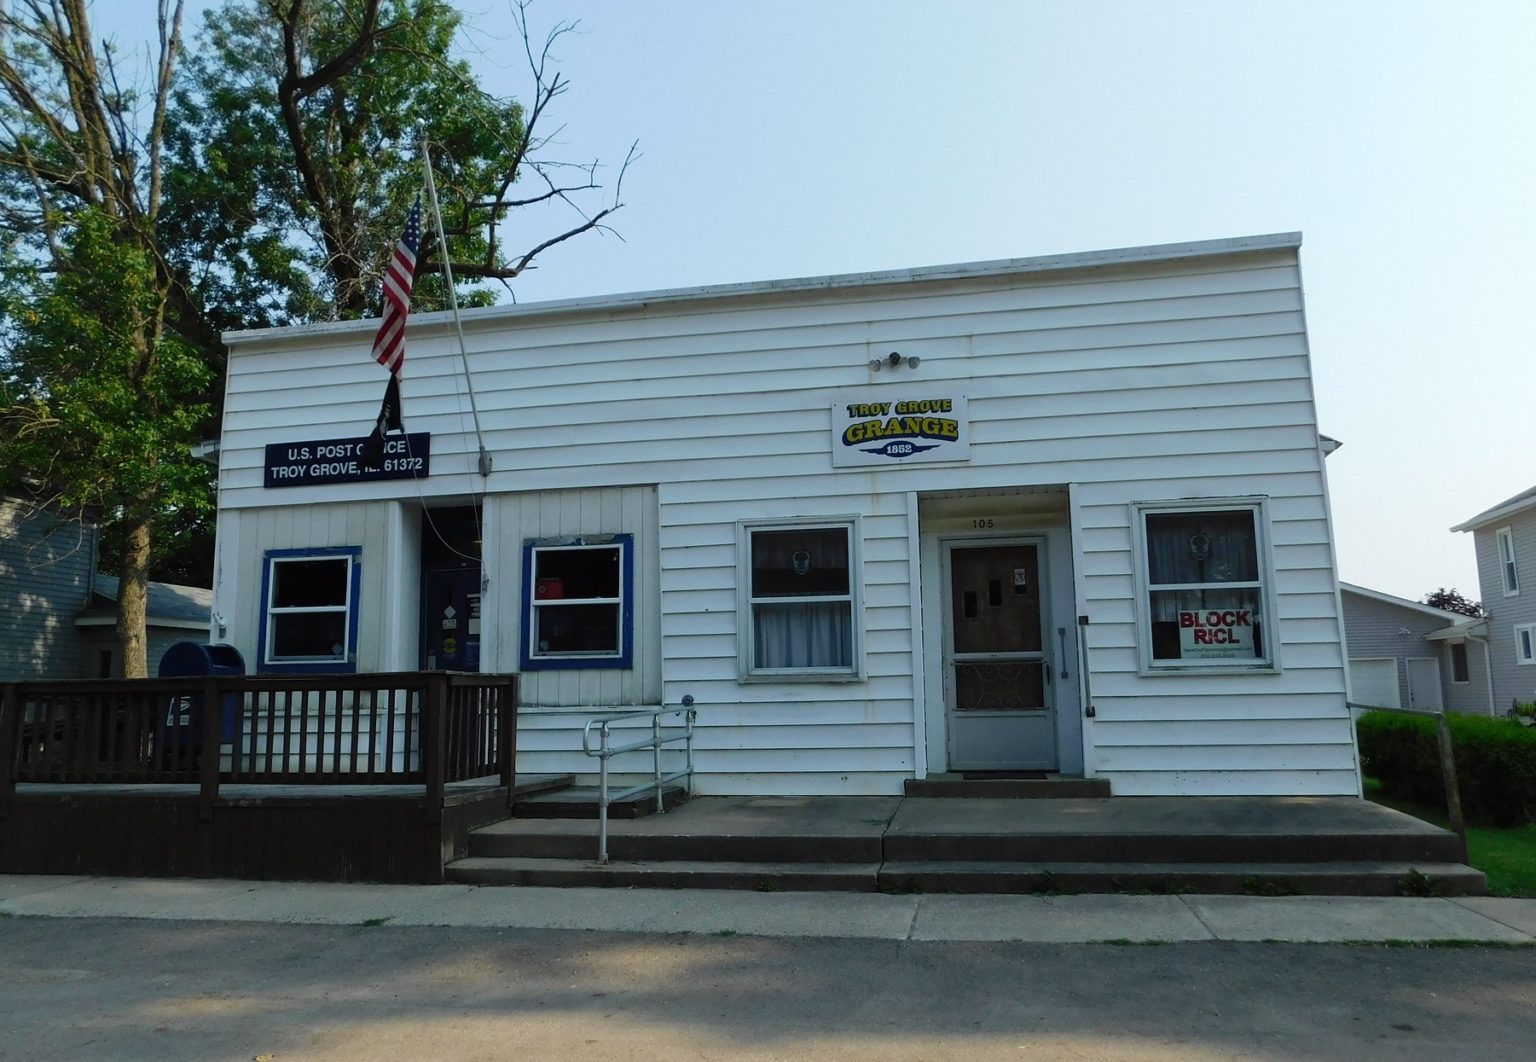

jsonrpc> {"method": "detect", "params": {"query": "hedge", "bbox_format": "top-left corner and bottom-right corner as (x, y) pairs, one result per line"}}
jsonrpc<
(1356, 710), (1536, 827)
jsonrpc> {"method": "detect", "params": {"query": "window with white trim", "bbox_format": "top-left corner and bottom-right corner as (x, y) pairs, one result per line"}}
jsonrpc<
(740, 519), (859, 679)
(520, 535), (632, 669)
(259, 547), (360, 671)
(1497, 527), (1519, 596)
(1516, 624), (1536, 666)
(1136, 501), (1273, 671)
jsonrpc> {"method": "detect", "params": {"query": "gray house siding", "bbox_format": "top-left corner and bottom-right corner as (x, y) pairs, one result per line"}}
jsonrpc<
(1339, 588), (1487, 713)
(0, 498), (96, 680)
(1472, 512), (1536, 711)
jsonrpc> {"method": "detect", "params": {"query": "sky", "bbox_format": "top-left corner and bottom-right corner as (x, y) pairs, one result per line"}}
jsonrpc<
(99, 1), (1535, 603)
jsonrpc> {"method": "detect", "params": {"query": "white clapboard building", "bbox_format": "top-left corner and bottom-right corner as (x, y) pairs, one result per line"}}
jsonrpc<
(212, 232), (1359, 797)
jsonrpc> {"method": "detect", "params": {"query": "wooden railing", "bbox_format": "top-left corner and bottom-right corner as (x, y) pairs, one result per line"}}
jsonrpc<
(0, 672), (517, 822)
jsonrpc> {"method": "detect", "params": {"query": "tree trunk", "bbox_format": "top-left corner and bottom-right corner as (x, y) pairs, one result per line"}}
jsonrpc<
(116, 517), (153, 678)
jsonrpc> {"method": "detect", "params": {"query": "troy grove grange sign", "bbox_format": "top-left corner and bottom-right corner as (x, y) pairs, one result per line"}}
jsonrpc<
(832, 390), (970, 467)
(264, 433), (431, 488)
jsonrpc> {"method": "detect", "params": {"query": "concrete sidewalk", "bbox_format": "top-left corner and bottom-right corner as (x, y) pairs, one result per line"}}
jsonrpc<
(3, 874), (1534, 943)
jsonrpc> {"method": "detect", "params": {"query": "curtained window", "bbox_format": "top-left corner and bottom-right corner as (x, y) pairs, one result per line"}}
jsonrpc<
(1139, 504), (1270, 669)
(743, 522), (856, 676)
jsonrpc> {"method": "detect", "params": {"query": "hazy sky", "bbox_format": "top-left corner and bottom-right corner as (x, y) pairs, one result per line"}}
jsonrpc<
(102, 1), (1535, 602)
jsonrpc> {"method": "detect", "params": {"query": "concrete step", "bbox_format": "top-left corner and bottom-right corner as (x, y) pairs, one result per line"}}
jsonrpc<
(882, 831), (1467, 865)
(471, 818), (1464, 866)
(510, 774), (575, 798)
(876, 860), (1488, 897)
(904, 776), (1112, 799)
(444, 856), (1485, 896)
(511, 784), (688, 820)
(447, 856), (880, 892)
(468, 817), (882, 862)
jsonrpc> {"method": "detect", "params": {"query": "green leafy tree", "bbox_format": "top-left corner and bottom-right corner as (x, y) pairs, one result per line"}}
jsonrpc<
(0, 1), (628, 672)
(0, 212), (212, 674)
(165, 0), (631, 327)
(0, 1), (206, 676)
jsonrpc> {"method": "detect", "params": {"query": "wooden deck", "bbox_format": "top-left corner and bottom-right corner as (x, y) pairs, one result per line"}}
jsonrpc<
(0, 673), (518, 884)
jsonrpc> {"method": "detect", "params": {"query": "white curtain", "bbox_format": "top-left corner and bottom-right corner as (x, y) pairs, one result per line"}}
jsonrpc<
(1146, 510), (1258, 622)
(754, 602), (852, 669)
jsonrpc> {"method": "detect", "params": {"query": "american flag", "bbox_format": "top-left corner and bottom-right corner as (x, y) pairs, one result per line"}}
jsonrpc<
(370, 197), (423, 376)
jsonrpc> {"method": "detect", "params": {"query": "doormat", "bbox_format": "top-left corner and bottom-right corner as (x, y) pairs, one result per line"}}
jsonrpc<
(960, 771), (1048, 780)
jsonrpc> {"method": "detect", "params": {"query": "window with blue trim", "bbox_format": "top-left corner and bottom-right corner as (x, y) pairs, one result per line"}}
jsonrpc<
(259, 547), (361, 672)
(521, 535), (633, 670)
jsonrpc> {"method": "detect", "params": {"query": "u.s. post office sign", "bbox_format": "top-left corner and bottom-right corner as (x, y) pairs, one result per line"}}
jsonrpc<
(832, 391), (970, 467)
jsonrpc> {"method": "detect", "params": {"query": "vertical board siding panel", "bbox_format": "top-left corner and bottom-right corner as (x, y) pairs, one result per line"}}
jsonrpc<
(507, 484), (658, 709)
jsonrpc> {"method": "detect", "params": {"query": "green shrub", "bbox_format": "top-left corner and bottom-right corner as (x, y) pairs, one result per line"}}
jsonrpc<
(1357, 711), (1536, 827)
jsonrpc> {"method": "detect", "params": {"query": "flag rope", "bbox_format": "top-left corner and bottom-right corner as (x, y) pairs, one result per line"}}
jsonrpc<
(422, 129), (493, 478)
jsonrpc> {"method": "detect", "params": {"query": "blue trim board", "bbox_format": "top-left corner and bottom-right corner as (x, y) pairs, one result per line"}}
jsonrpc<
(257, 546), (362, 674)
(520, 534), (634, 671)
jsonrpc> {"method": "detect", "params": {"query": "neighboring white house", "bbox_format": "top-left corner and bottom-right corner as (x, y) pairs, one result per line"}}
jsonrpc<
(211, 232), (1360, 797)
(1339, 582), (1491, 715)
(1453, 486), (1536, 712)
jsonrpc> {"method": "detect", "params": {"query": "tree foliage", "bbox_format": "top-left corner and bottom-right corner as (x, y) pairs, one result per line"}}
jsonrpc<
(0, 0), (629, 670)
(1424, 587), (1484, 618)
(0, 0), (202, 675)
(165, 0), (630, 327)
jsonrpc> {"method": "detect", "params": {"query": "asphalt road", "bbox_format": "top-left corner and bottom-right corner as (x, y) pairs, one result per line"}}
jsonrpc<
(2, 917), (1533, 1061)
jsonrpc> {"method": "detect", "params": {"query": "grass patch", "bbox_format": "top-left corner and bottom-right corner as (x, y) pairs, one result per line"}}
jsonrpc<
(358, 916), (393, 927)
(1365, 778), (1536, 897)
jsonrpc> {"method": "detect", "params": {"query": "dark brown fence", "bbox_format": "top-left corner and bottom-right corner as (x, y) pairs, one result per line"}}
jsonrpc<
(0, 672), (517, 821)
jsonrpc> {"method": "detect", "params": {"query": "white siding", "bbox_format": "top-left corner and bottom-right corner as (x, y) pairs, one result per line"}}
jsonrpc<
(218, 236), (1355, 796)
(489, 484), (661, 707)
(223, 501), (394, 672)
(1472, 514), (1536, 711)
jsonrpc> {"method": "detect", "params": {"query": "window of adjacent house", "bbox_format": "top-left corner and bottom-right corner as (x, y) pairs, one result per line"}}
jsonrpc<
(1517, 624), (1536, 666)
(521, 536), (632, 669)
(1497, 527), (1519, 596)
(1137, 502), (1273, 671)
(1449, 641), (1470, 684)
(740, 520), (859, 678)
(260, 548), (360, 670)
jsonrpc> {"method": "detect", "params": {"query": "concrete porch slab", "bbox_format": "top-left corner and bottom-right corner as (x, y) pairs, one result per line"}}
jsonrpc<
(881, 796), (1464, 864)
(887, 796), (1453, 837)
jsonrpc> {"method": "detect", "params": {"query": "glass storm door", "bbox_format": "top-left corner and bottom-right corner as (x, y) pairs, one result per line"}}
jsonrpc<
(943, 540), (1057, 771)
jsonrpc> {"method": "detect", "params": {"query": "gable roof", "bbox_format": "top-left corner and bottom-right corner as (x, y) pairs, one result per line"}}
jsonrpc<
(83, 575), (212, 626)
(1451, 484), (1536, 532)
(1339, 582), (1476, 623)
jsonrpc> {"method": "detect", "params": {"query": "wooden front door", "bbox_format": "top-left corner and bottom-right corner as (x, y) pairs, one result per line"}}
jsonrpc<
(943, 540), (1057, 771)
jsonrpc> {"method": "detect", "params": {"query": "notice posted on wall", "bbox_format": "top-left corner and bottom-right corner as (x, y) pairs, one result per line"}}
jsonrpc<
(264, 433), (431, 488)
(1178, 608), (1254, 659)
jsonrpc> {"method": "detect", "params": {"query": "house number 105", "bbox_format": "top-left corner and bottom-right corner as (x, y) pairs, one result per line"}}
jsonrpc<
(972, 518), (995, 529)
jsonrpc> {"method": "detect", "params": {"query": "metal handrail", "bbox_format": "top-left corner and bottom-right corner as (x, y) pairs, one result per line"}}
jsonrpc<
(581, 696), (696, 863)
(1349, 701), (1467, 862)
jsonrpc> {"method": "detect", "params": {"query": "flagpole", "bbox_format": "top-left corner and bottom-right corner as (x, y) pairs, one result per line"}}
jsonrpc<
(421, 128), (492, 478)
